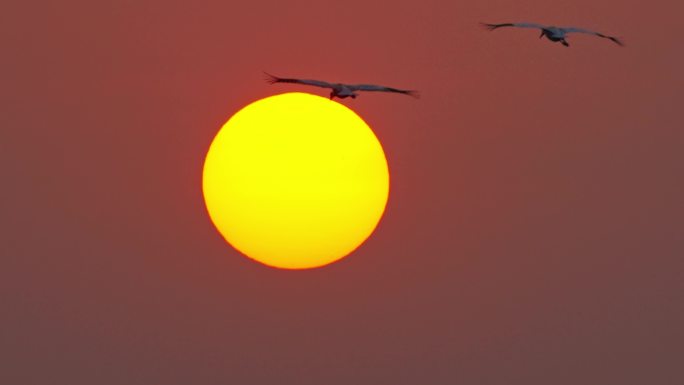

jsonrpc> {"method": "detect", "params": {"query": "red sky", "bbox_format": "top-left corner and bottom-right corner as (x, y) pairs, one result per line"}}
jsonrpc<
(3, 0), (683, 384)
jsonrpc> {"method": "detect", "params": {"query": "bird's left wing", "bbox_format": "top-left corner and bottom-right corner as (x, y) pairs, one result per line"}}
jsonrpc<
(561, 27), (624, 46)
(264, 72), (334, 88)
(481, 22), (545, 31)
(348, 84), (419, 98)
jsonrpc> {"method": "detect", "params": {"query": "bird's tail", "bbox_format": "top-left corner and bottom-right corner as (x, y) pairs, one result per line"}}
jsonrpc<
(404, 90), (420, 99)
(263, 71), (281, 84)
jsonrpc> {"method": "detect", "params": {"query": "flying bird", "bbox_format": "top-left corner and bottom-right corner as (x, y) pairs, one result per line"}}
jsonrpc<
(481, 22), (624, 47)
(264, 72), (419, 100)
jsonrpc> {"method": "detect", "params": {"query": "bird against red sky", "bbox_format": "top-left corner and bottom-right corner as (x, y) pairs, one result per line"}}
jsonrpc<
(482, 22), (624, 47)
(264, 72), (419, 100)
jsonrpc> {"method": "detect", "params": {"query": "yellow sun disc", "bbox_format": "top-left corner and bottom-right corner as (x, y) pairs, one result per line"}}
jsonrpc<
(202, 92), (390, 269)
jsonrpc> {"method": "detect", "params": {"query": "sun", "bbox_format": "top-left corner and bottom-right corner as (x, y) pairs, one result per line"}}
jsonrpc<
(202, 92), (390, 269)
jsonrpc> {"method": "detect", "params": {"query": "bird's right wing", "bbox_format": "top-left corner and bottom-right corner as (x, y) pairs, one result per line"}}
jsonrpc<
(560, 27), (624, 46)
(481, 22), (545, 31)
(264, 72), (334, 89)
(348, 84), (420, 98)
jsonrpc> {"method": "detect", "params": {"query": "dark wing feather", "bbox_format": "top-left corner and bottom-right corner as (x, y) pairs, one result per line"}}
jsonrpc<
(481, 22), (515, 31)
(595, 32), (624, 46)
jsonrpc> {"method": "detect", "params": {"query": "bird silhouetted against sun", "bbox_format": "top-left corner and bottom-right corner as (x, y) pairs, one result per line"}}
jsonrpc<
(265, 72), (419, 100)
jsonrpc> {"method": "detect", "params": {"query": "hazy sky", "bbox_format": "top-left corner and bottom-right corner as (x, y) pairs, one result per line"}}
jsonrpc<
(3, 0), (683, 384)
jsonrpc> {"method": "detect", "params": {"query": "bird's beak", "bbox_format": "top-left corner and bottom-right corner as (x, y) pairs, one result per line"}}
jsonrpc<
(539, 31), (544, 39)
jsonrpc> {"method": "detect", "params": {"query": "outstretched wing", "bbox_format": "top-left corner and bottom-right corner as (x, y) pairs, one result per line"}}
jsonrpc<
(347, 84), (419, 98)
(560, 27), (624, 46)
(481, 22), (545, 31)
(264, 72), (334, 89)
